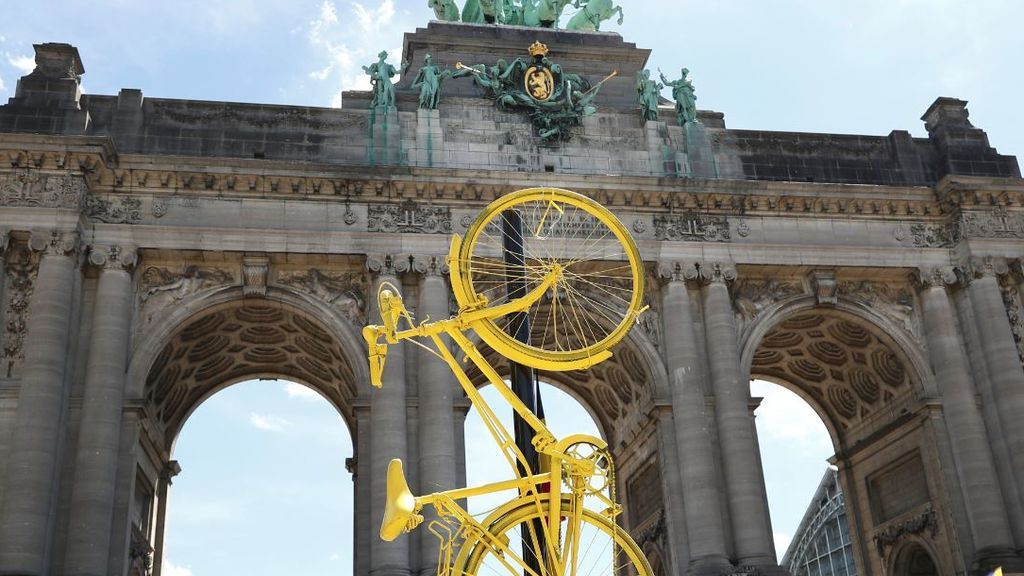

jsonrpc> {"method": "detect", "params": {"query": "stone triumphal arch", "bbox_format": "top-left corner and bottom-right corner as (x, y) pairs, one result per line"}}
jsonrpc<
(2, 22), (1024, 576)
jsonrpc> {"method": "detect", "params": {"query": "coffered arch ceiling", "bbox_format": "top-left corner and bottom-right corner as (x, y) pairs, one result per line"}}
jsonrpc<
(144, 301), (359, 445)
(749, 310), (918, 445)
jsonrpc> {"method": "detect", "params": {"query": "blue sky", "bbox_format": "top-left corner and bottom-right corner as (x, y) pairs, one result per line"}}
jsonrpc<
(1, 0), (1022, 158)
(2, 1), (1017, 572)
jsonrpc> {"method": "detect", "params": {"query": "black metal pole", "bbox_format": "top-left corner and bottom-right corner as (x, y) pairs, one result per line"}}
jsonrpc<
(501, 209), (546, 575)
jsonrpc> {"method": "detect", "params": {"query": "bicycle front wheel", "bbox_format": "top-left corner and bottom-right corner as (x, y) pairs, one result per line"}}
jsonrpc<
(452, 187), (645, 372)
(453, 497), (652, 576)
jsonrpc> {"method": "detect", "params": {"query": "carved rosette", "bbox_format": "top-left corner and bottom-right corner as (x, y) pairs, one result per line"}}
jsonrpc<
(30, 230), (81, 258)
(367, 200), (451, 234)
(276, 268), (368, 325)
(366, 254), (411, 278)
(411, 255), (449, 277)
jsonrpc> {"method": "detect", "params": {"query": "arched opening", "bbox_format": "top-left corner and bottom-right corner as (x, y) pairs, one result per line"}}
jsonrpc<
(162, 378), (353, 576)
(891, 542), (939, 576)
(744, 307), (928, 573)
(129, 298), (366, 576)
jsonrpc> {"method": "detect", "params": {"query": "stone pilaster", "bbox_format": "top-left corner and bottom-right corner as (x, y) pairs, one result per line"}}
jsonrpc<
(412, 255), (457, 576)
(64, 244), (137, 576)
(916, 266), (1021, 565)
(699, 262), (777, 567)
(964, 257), (1024, 548)
(0, 229), (80, 576)
(150, 461), (180, 576)
(367, 254), (412, 576)
(658, 262), (730, 574)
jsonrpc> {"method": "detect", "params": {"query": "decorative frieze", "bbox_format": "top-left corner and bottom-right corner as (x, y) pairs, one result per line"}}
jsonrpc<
(652, 212), (731, 242)
(958, 206), (1024, 239)
(276, 268), (367, 324)
(893, 222), (954, 248)
(732, 277), (804, 333)
(367, 199), (451, 234)
(85, 194), (143, 224)
(0, 171), (88, 209)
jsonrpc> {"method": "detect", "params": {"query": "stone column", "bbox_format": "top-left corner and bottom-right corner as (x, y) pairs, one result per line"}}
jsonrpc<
(151, 461), (180, 576)
(658, 263), (730, 574)
(413, 256), (457, 576)
(367, 254), (411, 576)
(0, 230), (80, 575)
(917, 267), (1018, 560)
(700, 263), (776, 566)
(968, 258), (1024, 536)
(64, 245), (137, 576)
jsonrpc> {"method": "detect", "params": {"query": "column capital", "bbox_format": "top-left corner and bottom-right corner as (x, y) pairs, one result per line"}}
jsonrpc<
(28, 229), (80, 257)
(366, 253), (410, 277)
(411, 254), (449, 277)
(698, 261), (737, 286)
(656, 261), (700, 284)
(159, 460), (182, 484)
(913, 266), (958, 290)
(0, 228), (11, 254)
(961, 256), (1010, 280)
(88, 244), (138, 272)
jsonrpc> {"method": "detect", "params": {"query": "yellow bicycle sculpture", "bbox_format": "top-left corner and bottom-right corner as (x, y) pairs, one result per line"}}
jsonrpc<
(363, 187), (652, 576)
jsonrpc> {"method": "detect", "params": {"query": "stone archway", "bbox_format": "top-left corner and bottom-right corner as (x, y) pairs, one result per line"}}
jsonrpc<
(741, 303), (955, 574)
(890, 541), (941, 576)
(128, 293), (367, 576)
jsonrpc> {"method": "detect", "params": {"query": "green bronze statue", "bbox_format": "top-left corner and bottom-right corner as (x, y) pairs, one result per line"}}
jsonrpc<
(411, 54), (454, 110)
(565, 0), (623, 30)
(428, 0), (460, 21)
(500, 0), (523, 24)
(635, 69), (662, 122)
(362, 51), (408, 109)
(462, 0), (484, 22)
(537, 0), (572, 27)
(659, 67), (698, 125)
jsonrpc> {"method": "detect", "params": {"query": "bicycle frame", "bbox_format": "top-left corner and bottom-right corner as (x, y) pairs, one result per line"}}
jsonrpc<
(364, 235), (618, 576)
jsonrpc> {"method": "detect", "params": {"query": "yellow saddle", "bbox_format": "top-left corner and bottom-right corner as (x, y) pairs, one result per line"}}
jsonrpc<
(380, 459), (422, 541)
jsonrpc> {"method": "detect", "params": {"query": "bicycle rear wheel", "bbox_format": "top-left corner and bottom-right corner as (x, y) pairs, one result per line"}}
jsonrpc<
(453, 497), (652, 576)
(452, 187), (644, 372)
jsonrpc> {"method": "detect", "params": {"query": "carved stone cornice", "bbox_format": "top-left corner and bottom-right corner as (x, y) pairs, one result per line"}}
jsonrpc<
(366, 254), (411, 278)
(88, 244), (138, 272)
(411, 255), (449, 277)
(29, 230), (81, 258)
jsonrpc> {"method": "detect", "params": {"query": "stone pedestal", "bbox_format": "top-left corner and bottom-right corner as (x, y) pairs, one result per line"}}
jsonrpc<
(684, 122), (717, 178)
(414, 109), (443, 168)
(644, 120), (679, 177)
(368, 106), (403, 166)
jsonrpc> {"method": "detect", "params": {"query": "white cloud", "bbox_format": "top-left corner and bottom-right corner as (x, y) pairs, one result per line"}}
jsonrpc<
(7, 54), (34, 74)
(0, 73), (5, 94)
(773, 532), (792, 560)
(352, 0), (395, 33)
(750, 380), (831, 449)
(163, 559), (193, 576)
(249, 412), (291, 431)
(329, 553), (340, 561)
(283, 381), (321, 401)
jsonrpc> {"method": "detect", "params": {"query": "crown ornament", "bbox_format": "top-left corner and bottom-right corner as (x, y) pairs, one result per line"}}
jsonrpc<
(528, 41), (549, 58)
